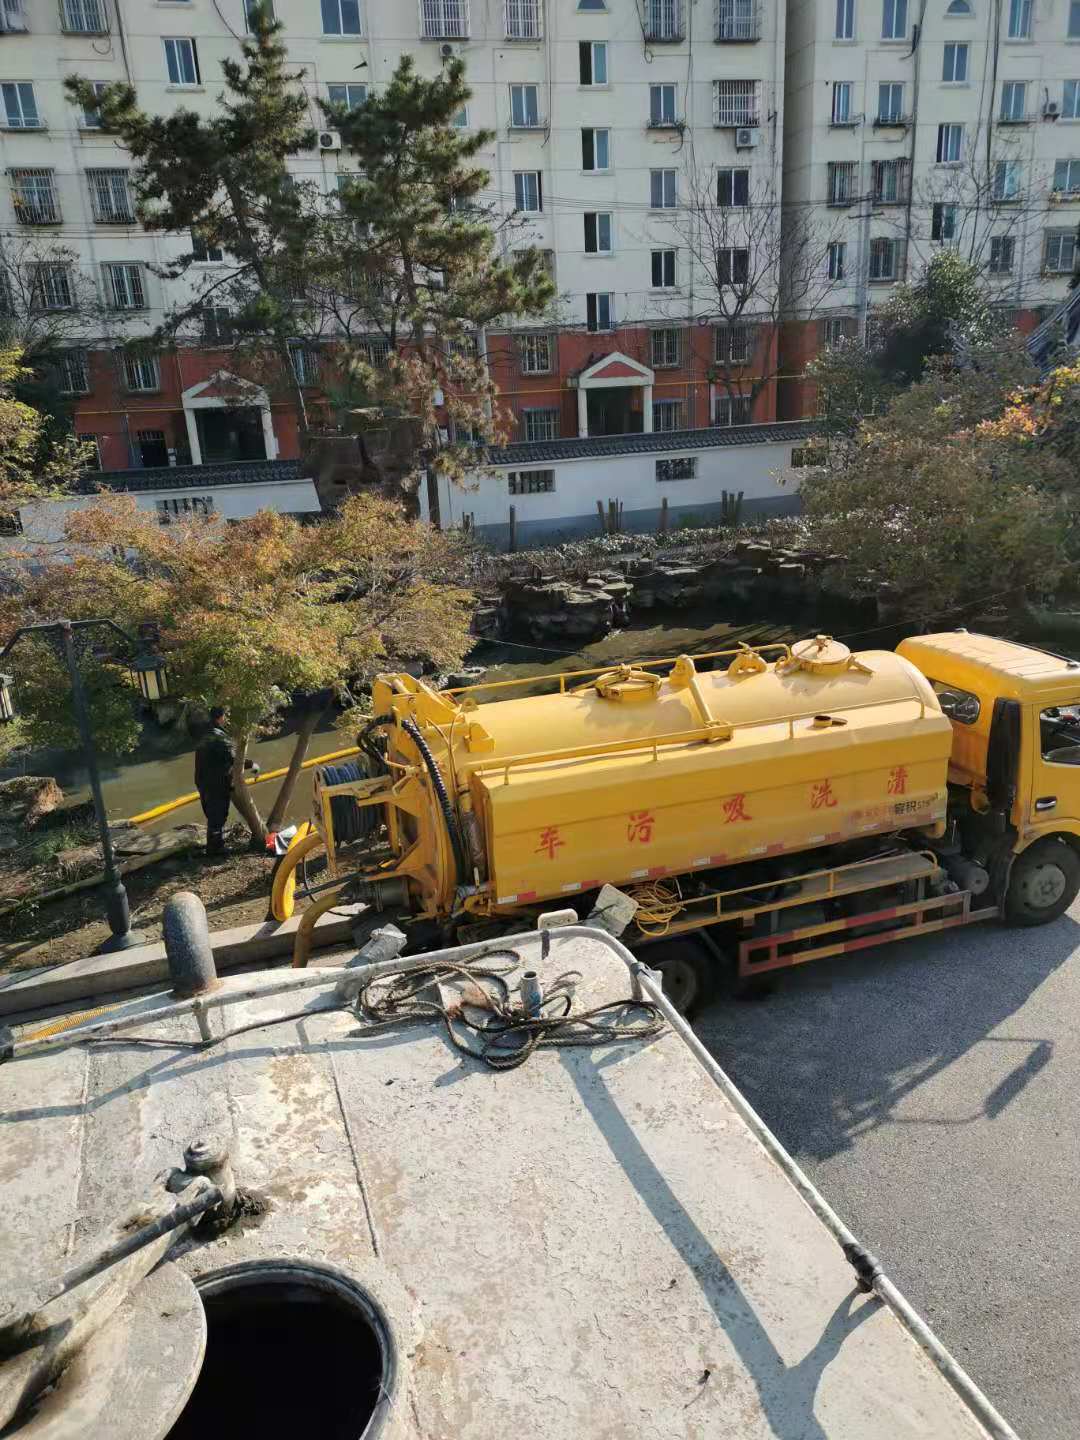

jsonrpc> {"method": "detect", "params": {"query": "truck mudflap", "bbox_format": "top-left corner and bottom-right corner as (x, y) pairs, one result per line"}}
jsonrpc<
(739, 889), (1001, 977)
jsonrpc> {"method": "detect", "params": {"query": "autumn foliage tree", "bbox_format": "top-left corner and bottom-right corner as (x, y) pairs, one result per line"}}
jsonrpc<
(0, 346), (90, 508)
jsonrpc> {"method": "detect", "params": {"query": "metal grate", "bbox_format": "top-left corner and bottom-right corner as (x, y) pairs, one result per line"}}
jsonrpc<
(419, 0), (469, 37)
(30, 262), (74, 311)
(518, 333), (551, 374)
(505, 0), (541, 37)
(645, 0), (684, 39)
(104, 262), (145, 309)
(826, 160), (856, 205)
(87, 168), (133, 223)
(715, 0), (758, 39)
(124, 352), (160, 390)
(10, 170), (61, 225)
(0, 0), (28, 30)
(59, 0), (107, 30)
(713, 80), (758, 126)
(57, 348), (89, 391)
(871, 158), (908, 204)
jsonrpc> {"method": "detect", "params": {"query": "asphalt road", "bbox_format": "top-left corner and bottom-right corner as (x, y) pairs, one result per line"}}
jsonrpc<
(694, 904), (1080, 1440)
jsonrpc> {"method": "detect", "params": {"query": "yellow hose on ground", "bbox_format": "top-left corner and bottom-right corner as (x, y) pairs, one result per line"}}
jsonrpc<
(125, 745), (361, 826)
(291, 884), (348, 969)
(22, 1000), (124, 1042)
(270, 823), (323, 923)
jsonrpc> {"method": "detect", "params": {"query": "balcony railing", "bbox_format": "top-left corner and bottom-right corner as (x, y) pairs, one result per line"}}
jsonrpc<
(715, 0), (760, 40)
(504, 0), (541, 37)
(59, 0), (108, 32)
(644, 0), (685, 40)
(420, 0), (469, 37)
(996, 110), (1036, 125)
(873, 111), (910, 127)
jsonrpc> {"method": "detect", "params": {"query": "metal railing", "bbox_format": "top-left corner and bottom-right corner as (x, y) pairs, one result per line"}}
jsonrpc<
(713, 80), (760, 126)
(505, 0), (541, 37)
(87, 169), (133, 224)
(645, 0), (685, 40)
(11, 172), (61, 225)
(420, 0), (469, 37)
(59, 0), (107, 31)
(714, 0), (759, 39)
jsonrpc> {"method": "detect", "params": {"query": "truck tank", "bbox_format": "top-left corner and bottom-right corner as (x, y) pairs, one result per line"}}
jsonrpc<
(359, 636), (955, 919)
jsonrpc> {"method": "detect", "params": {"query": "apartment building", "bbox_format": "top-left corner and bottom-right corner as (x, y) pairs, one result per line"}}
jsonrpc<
(780, 0), (1080, 413)
(0, 0), (787, 470)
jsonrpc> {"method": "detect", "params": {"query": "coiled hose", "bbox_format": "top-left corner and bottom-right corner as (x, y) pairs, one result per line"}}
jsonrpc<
(400, 715), (469, 887)
(316, 761), (380, 844)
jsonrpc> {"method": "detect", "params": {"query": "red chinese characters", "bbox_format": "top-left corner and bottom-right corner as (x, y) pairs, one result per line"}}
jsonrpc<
(535, 826), (565, 860)
(627, 810), (655, 844)
(810, 779), (838, 810)
(722, 793), (752, 824)
(887, 765), (909, 796)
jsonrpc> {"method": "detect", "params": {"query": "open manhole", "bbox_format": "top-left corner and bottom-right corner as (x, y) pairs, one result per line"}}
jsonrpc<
(166, 1260), (395, 1440)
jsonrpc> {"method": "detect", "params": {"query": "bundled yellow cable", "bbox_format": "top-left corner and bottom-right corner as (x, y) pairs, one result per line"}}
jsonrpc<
(630, 878), (685, 937)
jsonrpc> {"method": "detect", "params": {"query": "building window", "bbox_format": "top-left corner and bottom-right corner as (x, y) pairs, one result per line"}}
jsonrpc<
(157, 496), (215, 523)
(508, 468), (554, 494)
(651, 169), (677, 208)
(57, 349), (89, 394)
(823, 315), (854, 346)
(522, 408), (559, 442)
(936, 122), (963, 161)
(651, 249), (677, 288)
(505, 0), (542, 38)
(1070, 0), (1080, 35)
(579, 40), (608, 85)
(358, 334), (391, 365)
(581, 127), (610, 170)
(137, 429), (169, 467)
(1, 81), (39, 129)
(791, 445), (827, 467)
(327, 82), (367, 108)
(1044, 229), (1077, 273)
(715, 323), (751, 363)
(514, 171), (542, 212)
(872, 157), (907, 202)
(1000, 80), (1027, 119)
(87, 169), (134, 224)
(1007, 0), (1031, 36)
(989, 235), (1015, 272)
(993, 159), (1022, 200)
(201, 305), (233, 343)
(942, 41), (968, 80)
(519, 333), (552, 374)
(586, 292), (614, 331)
(191, 230), (224, 263)
(869, 236), (899, 280)
(882, 0), (907, 36)
(946, 0), (972, 11)
(291, 346), (320, 385)
(716, 0), (756, 39)
(835, 0), (854, 37)
(931, 202), (958, 241)
(716, 166), (750, 205)
(831, 81), (853, 122)
(578, 0), (605, 7)
(827, 160), (856, 204)
(651, 327), (680, 367)
(878, 82), (904, 121)
(104, 262), (146, 309)
(712, 395), (752, 426)
(1053, 159), (1080, 194)
(30, 263), (74, 311)
(60, 0), (108, 33)
(419, 0), (467, 36)
(78, 434), (101, 471)
(827, 240), (846, 279)
(717, 247), (750, 286)
(163, 38), (200, 86)
(584, 211), (613, 253)
(656, 455), (697, 480)
(79, 80), (109, 129)
(11, 169), (60, 225)
(1064, 80), (1080, 118)
(510, 83), (540, 127)
(649, 83), (678, 126)
(714, 79), (758, 126)
(124, 352), (160, 391)
(645, 0), (682, 38)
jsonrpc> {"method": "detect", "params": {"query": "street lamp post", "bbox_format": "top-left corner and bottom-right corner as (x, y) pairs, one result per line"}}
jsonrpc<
(0, 618), (170, 954)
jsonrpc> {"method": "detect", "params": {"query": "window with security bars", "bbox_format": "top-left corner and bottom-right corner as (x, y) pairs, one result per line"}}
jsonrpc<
(291, 347), (321, 385)
(519, 333), (552, 374)
(1053, 160), (1080, 194)
(645, 0), (683, 39)
(713, 80), (758, 126)
(827, 161), (856, 204)
(157, 496), (215, 524)
(87, 169), (134, 224)
(651, 328), (680, 368)
(713, 394), (752, 426)
(11, 170), (60, 225)
(869, 237), (899, 280)
(0, 0), (26, 29)
(505, 0), (541, 37)
(872, 158), (907, 203)
(716, 0), (757, 39)
(124, 353), (160, 391)
(57, 349), (89, 393)
(823, 316), (856, 346)
(989, 236), (1015, 273)
(2, 82), (39, 128)
(359, 334), (391, 366)
(716, 247), (749, 286)
(60, 0), (107, 30)
(791, 445), (827, 468)
(420, 0), (469, 37)
(1044, 230), (1077, 273)
(715, 324), (750, 364)
(508, 469), (554, 494)
(30, 264), (74, 311)
(104, 262), (145, 309)
(656, 456), (697, 480)
(652, 400), (684, 432)
(522, 408), (559, 442)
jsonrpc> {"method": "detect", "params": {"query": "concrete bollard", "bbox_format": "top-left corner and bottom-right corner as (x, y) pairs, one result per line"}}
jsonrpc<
(163, 891), (220, 998)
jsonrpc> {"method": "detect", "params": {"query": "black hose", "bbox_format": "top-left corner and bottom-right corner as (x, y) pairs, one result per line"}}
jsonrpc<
(356, 712), (393, 776)
(400, 715), (469, 887)
(317, 761), (380, 843)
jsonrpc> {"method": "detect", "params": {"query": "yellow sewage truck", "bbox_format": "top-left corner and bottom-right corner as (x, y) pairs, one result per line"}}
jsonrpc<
(275, 631), (1080, 1011)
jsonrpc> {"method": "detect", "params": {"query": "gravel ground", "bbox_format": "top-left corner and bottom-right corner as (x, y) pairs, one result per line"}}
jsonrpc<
(695, 905), (1080, 1439)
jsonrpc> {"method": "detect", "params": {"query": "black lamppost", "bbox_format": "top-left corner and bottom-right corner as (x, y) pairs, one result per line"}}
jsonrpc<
(0, 618), (170, 953)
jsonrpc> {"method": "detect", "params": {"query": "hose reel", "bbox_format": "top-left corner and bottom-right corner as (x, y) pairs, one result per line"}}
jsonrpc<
(315, 760), (381, 844)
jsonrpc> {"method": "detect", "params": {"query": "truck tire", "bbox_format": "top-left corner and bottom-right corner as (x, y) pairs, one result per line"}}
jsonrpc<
(1005, 839), (1080, 926)
(637, 939), (714, 1018)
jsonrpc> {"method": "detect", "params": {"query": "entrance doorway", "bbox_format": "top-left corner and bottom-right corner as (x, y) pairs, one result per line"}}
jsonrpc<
(195, 407), (267, 464)
(586, 387), (643, 436)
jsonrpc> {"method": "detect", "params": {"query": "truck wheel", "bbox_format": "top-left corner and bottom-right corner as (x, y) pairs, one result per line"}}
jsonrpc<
(638, 940), (714, 1018)
(1005, 839), (1080, 926)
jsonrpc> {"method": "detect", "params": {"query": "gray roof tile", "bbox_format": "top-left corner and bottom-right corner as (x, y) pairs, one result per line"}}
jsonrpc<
(488, 421), (820, 467)
(83, 458), (302, 494)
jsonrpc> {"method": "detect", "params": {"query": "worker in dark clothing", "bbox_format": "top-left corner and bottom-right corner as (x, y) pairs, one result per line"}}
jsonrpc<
(194, 707), (235, 856)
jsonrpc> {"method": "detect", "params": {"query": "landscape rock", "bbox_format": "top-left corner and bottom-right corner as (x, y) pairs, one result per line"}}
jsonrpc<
(0, 776), (63, 829)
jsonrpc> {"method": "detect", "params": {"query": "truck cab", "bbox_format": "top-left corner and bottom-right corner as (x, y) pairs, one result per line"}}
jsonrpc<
(898, 632), (1080, 923)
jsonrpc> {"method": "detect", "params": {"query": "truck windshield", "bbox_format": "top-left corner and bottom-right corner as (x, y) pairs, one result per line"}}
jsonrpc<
(1041, 704), (1080, 765)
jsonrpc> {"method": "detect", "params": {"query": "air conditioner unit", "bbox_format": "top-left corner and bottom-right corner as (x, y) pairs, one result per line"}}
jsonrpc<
(735, 127), (760, 149)
(1044, 101), (1060, 119)
(441, 43), (454, 59)
(318, 130), (342, 151)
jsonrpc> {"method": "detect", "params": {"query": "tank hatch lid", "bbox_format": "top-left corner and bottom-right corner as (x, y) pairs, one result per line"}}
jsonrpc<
(784, 635), (870, 677)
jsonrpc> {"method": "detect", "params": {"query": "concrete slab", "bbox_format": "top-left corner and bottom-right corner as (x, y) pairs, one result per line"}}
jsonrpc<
(0, 903), (367, 1020)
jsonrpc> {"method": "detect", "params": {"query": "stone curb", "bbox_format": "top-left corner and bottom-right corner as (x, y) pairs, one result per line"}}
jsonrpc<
(0, 903), (367, 1020)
